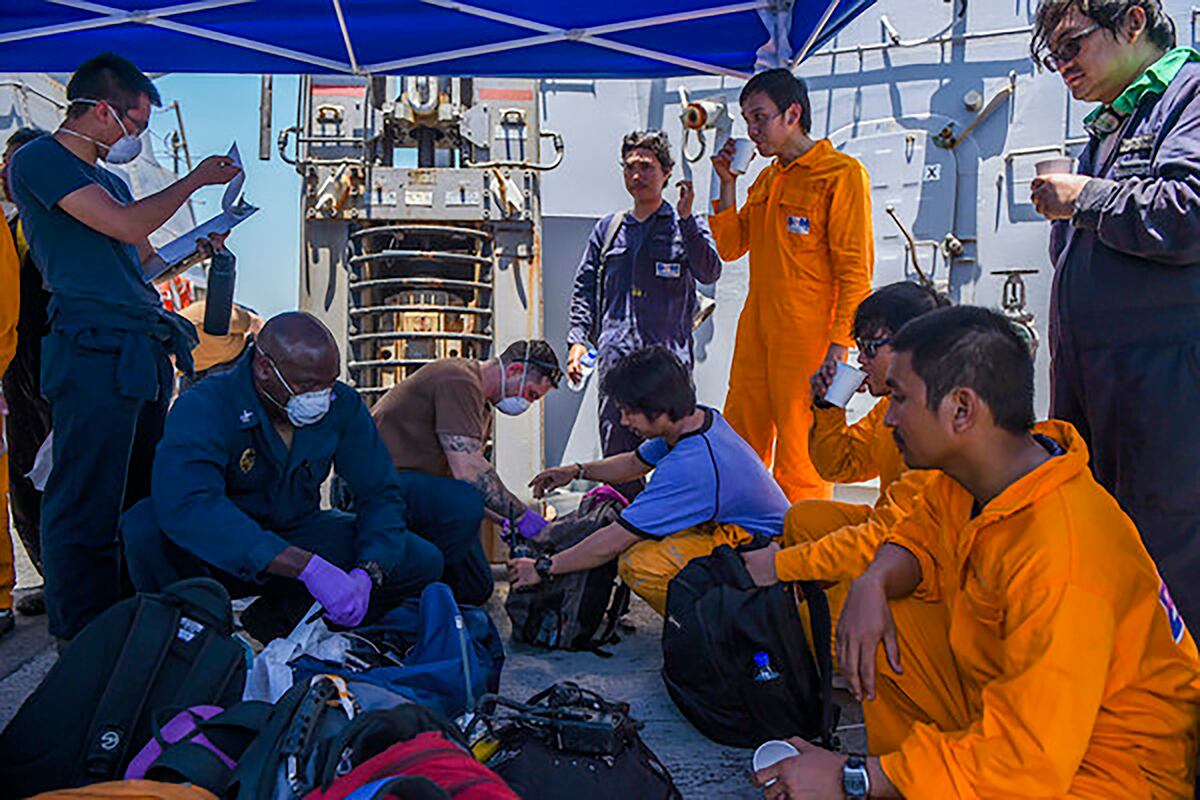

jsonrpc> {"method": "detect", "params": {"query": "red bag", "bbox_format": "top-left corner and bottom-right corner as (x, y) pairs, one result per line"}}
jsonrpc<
(303, 732), (517, 800)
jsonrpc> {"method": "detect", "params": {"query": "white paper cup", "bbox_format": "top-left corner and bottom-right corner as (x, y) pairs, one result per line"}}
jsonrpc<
(729, 138), (756, 175)
(753, 739), (800, 784)
(1035, 156), (1074, 176)
(824, 361), (867, 408)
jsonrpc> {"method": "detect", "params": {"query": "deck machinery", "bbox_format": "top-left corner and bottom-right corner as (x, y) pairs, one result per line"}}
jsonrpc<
(285, 75), (561, 507)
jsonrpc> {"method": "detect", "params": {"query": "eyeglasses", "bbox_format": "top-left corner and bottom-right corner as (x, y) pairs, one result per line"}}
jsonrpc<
(1040, 23), (1101, 72)
(856, 336), (890, 358)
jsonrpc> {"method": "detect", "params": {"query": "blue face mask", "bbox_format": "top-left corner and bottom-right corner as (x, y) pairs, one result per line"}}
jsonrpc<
(266, 356), (333, 427)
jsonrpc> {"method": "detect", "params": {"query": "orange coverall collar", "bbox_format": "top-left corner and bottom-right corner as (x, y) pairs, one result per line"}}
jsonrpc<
(952, 419), (1089, 563)
(773, 137), (834, 173)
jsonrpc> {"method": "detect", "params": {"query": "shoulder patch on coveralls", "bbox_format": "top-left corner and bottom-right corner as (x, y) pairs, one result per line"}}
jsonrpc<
(1159, 581), (1186, 643)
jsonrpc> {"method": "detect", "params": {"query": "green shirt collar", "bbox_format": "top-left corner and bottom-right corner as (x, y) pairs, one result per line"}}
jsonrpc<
(1084, 47), (1200, 129)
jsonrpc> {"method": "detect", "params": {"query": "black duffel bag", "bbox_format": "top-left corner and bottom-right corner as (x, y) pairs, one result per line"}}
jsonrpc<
(661, 543), (835, 748)
(471, 682), (681, 800)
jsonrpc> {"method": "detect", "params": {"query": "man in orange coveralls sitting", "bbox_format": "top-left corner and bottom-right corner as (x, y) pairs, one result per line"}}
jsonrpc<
(710, 68), (874, 503)
(753, 306), (1200, 799)
(741, 282), (946, 634)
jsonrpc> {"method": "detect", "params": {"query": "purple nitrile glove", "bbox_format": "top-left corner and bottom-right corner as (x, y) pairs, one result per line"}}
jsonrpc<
(515, 508), (549, 540)
(583, 484), (630, 509)
(298, 555), (371, 627)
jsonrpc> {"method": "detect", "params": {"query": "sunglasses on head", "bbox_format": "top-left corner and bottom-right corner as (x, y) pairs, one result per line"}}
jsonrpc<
(856, 336), (890, 358)
(522, 358), (562, 388)
(1040, 22), (1101, 72)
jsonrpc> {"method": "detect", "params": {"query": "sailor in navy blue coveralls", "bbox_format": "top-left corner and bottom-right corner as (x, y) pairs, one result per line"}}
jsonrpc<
(568, 202), (722, 498)
(121, 347), (448, 609)
(8, 131), (205, 639)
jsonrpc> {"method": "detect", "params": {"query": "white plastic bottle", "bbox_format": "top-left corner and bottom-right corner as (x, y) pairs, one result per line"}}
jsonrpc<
(567, 347), (598, 392)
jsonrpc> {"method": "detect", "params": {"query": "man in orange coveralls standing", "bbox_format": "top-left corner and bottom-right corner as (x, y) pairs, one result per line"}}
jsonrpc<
(741, 282), (946, 634)
(710, 68), (874, 502)
(753, 306), (1200, 800)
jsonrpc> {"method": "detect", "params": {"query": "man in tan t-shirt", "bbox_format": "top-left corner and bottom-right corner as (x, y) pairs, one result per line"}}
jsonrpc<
(372, 339), (561, 604)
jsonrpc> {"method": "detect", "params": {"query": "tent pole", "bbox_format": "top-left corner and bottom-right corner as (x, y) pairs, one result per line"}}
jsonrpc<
(795, 0), (842, 65)
(364, 33), (564, 74)
(329, 0), (361, 74)
(384, 0), (763, 78)
(1, 0), (249, 45)
(42, 0), (355, 73)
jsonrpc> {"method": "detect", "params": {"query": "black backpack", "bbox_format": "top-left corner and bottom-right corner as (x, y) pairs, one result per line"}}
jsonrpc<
(0, 578), (248, 798)
(661, 544), (835, 748)
(473, 682), (681, 800)
(504, 495), (630, 655)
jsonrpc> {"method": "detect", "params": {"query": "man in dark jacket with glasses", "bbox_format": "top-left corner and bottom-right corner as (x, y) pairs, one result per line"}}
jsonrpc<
(1030, 0), (1200, 634)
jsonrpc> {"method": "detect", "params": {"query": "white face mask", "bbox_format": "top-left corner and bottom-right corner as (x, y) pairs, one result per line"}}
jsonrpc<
(59, 99), (143, 164)
(266, 356), (333, 427)
(496, 345), (533, 416)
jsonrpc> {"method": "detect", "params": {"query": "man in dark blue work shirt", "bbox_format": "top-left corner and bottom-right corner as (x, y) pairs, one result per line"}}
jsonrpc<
(122, 313), (448, 641)
(567, 130), (722, 498)
(1030, 1), (1200, 634)
(7, 52), (239, 640)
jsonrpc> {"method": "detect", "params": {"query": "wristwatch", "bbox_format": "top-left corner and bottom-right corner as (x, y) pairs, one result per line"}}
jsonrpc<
(842, 755), (870, 799)
(534, 554), (554, 583)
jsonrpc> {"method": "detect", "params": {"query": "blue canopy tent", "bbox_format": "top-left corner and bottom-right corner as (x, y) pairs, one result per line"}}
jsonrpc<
(1, 0), (876, 78)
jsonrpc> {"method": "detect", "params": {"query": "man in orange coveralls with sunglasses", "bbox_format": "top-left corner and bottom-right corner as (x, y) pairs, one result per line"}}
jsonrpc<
(753, 306), (1200, 800)
(711, 68), (874, 503)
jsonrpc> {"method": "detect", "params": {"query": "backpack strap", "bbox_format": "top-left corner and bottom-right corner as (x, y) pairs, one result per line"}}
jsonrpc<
(147, 702), (273, 790)
(588, 581), (631, 657)
(591, 210), (628, 344)
(83, 595), (179, 780)
(797, 581), (835, 747)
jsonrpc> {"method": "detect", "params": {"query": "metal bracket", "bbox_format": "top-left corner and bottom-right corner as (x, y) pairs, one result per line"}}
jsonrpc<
(935, 72), (1017, 149)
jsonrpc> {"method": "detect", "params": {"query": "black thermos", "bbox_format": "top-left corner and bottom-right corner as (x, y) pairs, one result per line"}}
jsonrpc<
(203, 249), (236, 336)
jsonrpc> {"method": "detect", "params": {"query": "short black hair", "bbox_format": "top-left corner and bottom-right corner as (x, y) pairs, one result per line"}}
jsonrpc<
(889, 306), (1035, 434)
(1031, 0), (1175, 63)
(66, 52), (161, 119)
(4, 127), (48, 156)
(500, 339), (562, 387)
(740, 68), (811, 134)
(621, 130), (674, 174)
(853, 281), (950, 341)
(600, 345), (695, 422)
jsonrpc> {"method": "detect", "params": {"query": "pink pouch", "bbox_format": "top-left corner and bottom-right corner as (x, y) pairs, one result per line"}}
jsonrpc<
(583, 484), (630, 508)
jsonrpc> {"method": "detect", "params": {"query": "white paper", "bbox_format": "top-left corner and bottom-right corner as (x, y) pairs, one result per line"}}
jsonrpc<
(151, 142), (257, 277)
(221, 143), (245, 213)
(153, 204), (258, 273)
(28, 430), (53, 491)
(243, 602), (351, 703)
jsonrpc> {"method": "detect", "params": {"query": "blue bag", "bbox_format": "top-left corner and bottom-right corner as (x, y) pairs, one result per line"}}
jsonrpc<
(291, 583), (504, 718)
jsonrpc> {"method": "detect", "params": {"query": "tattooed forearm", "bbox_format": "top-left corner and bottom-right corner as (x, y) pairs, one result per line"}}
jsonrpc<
(438, 433), (525, 519)
(468, 466), (526, 520)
